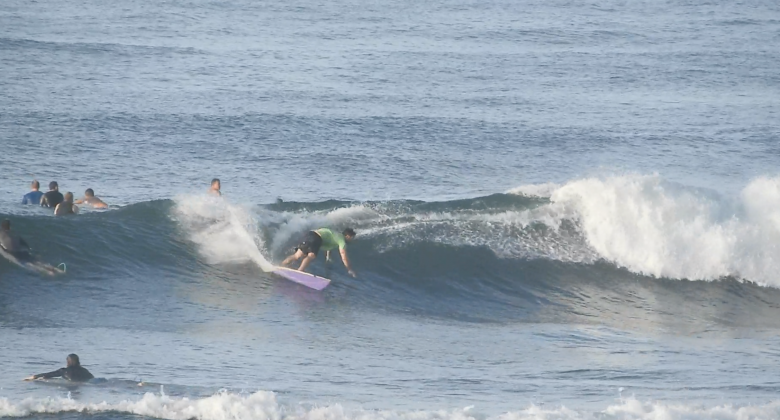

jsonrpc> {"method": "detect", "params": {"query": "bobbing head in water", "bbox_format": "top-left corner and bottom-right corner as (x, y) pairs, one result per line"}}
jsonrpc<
(209, 178), (221, 196)
(66, 354), (80, 367)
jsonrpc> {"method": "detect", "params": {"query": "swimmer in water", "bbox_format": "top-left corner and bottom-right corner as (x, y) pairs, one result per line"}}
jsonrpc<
(24, 354), (94, 382)
(40, 181), (64, 208)
(282, 228), (357, 277)
(75, 188), (108, 208)
(54, 192), (79, 216)
(208, 178), (221, 196)
(0, 219), (32, 263)
(22, 180), (44, 205)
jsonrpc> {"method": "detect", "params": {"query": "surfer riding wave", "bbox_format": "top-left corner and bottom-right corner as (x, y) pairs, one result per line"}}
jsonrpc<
(282, 227), (357, 277)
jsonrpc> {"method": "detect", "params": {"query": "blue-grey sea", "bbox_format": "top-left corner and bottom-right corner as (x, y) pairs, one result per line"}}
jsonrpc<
(2, 0), (780, 419)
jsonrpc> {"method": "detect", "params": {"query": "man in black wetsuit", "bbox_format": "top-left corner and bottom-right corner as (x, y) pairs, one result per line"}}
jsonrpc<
(0, 219), (32, 263)
(25, 354), (94, 382)
(40, 181), (64, 208)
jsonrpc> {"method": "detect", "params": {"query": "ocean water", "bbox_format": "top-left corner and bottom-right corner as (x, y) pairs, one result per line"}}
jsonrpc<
(2, 0), (780, 419)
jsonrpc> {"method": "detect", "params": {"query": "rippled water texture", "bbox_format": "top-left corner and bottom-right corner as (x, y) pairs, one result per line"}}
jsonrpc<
(1, 0), (779, 419)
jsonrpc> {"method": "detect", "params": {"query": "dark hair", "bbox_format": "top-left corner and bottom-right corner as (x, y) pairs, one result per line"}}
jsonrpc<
(85, 188), (95, 197)
(49, 181), (58, 190)
(1, 219), (9, 230)
(31, 180), (40, 189)
(67, 354), (80, 366)
(211, 178), (220, 185)
(343, 228), (356, 237)
(64, 192), (74, 201)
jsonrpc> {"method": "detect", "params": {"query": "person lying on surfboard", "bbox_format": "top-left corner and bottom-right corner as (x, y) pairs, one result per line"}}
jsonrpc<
(0, 219), (63, 275)
(0, 219), (32, 262)
(282, 227), (357, 277)
(23, 353), (94, 382)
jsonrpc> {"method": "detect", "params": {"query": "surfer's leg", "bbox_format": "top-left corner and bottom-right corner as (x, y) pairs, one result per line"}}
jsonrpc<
(282, 249), (304, 267)
(298, 252), (316, 272)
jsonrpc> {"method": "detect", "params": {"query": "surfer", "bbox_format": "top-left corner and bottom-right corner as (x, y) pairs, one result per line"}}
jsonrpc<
(0, 219), (62, 275)
(75, 188), (108, 208)
(208, 178), (221, 196)
(282, 228), (357, 277)
(54, 192), (79, 216)
(22, 180), (44, 205)
(40, 181), (64, 208)
(0, 219), (32, 262)
(24, 354), (94, 382)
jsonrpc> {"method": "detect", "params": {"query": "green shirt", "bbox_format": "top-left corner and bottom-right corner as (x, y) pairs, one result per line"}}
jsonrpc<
(316, 228), (347, 251)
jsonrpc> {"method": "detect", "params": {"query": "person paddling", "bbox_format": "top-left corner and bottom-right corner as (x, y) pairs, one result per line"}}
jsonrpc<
(24, 354), (94, 382)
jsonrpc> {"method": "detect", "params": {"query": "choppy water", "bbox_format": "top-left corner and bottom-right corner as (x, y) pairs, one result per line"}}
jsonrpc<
(2, 0), (780, 419)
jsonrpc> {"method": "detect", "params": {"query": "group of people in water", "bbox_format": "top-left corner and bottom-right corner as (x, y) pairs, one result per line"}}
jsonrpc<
(14, 179), (359, 382)
(22, 180), (109, 215)
(6, 178), (358, 277)
(1, 180), (110, 268)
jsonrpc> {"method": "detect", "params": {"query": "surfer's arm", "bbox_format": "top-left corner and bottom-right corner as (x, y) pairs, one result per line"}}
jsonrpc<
(31, 368), (66, 380)
(340, 249), (356, 277)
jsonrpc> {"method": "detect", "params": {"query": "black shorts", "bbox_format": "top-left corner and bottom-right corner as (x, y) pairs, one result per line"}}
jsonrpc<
(296, 231), (322, 256)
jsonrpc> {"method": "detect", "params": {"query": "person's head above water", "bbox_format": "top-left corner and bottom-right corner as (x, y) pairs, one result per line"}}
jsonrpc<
(84, 188), (95, 197)
(64, 192), (74, 202)
(1, 219), (10, 231)
(66, 354), (81, 367)
(211, 178), (220, 189)
(48, 181), (58, 191)
(31, 180), (40, 191)
(343, 228), (356, 241)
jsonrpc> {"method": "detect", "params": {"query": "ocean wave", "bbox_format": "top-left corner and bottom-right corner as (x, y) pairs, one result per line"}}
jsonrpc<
(1, 391), (778, 420)
(3, 176), (780, 327)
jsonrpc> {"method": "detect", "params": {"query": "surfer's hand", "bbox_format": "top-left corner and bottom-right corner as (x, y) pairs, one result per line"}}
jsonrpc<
(348, 269), (357, 278)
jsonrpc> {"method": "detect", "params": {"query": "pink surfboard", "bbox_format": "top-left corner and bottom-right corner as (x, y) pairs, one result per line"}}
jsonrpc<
(272, 267), (331, 290)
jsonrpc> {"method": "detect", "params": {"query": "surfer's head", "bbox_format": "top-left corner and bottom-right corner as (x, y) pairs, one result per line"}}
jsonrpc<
(49, 181), (59, 191)
(64, 192), (74, 203)
(1, 219), (9, 231)
(343, 228), (356, 241)
(31, 180), (40, 191)
(66, 354), (80, 367)
(211, 178), (221, 190)
(85, 188), (95, 197)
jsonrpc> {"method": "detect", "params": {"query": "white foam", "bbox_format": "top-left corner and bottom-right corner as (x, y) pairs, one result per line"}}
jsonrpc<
(172, 194), (275, 272)
(547, 174), (780, 285)
(498, 398), (780, 420)
(1, 392), (779, 420)
(269, 204), (384, 252)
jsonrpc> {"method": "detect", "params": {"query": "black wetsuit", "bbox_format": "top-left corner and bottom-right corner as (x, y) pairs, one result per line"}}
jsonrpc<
(41, 191), (64, 208)
(54, 201), (76, 216)
(0, 231), (32, 262)
(34, 366), (94, 382)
